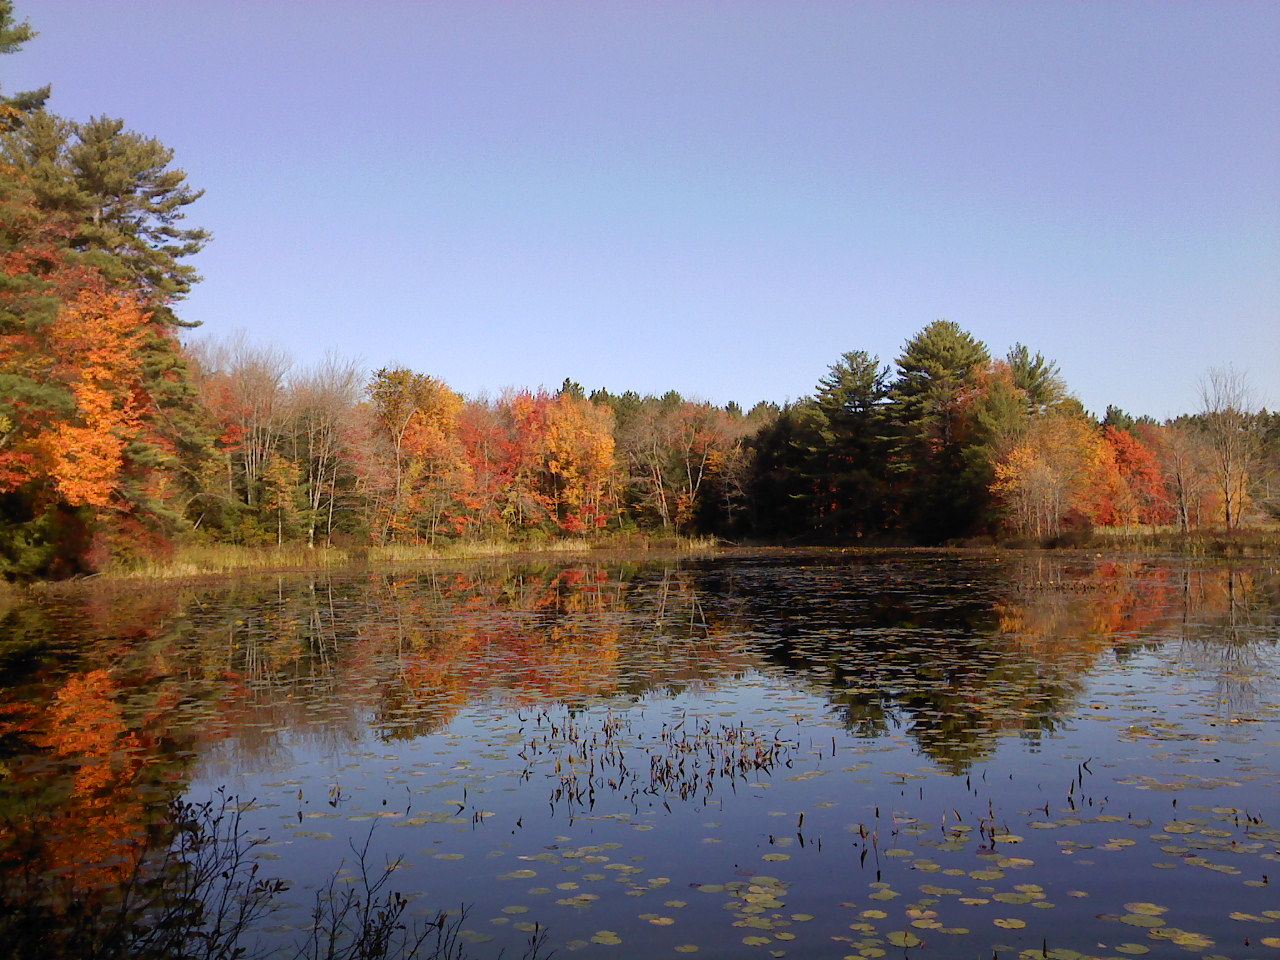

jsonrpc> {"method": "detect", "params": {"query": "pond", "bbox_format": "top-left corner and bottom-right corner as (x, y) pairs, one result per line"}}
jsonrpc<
(2, 552), (1279, 959)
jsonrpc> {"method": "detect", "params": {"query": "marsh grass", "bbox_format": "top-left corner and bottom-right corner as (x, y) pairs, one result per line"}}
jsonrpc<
(1086, 523), (1280, 556)
(102, 535), (723, 580)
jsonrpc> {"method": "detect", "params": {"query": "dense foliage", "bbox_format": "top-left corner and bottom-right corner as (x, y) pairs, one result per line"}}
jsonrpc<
(1, 4), (1277, 577)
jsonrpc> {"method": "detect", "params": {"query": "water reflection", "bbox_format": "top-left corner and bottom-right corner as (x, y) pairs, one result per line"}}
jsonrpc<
(1, 553), (1277, 942)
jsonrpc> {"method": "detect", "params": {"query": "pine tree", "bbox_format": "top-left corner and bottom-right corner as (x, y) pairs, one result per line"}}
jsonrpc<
(889, 320), (991, 543)
(0, 1), (49, 124)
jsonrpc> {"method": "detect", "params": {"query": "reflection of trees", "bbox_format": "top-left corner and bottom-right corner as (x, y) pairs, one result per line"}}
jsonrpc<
(1171, 567), (1280, 720)
(0, 564), (748, 922)
(3, 563), (760, 788)
(353, 564), (757, 739)
(694, 554), (1279, 772)
(2, 553), (1276, 896)
(0, 594), (201, 935)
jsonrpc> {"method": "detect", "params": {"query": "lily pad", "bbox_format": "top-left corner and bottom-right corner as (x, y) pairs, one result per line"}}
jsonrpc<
(1123, 902), (1167, 916)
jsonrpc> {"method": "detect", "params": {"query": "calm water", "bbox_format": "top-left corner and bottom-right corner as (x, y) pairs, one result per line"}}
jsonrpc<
(2, 552), (1279, 959)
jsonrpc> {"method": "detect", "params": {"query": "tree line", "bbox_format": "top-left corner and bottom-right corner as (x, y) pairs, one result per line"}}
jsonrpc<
(2, 4), (1277, 577)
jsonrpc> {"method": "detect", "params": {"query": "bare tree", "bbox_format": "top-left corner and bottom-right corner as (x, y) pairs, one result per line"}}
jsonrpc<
(1153, 421), (1213, 532)
(287, 354), (364, 547)
(1198, 365), (1261, 529)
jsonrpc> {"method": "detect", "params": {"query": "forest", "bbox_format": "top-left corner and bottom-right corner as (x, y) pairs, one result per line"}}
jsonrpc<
(2, 4), (1278, 579)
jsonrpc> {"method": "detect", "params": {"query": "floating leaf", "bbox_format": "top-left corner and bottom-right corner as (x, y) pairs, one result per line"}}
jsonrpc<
(1119, 914), (1164, 927)
(1124, 903), (1167, 916)
(993, 918), (1025, 929)
(1115, 945), (1149, 955)
(1153, 929), (1214, 948)
(993, 893), (1032, 904)
(887, 931), (923, 947)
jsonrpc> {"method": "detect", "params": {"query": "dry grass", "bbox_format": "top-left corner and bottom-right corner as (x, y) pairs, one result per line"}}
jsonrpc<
(102, 534), (724, 580)
(1068, 523), (1280, 557)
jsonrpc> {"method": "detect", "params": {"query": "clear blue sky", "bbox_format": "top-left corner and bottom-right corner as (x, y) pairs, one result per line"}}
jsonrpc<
(8, 1), (1278, 418)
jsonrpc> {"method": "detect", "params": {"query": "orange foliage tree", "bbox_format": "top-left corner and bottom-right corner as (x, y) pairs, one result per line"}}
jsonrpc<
(464, 390), (617, 536)
(992, 413), (1124, 538)
(1102, 425), (1173, 526)
(361, 367), (466, 542)
(1, 233), (184, 572)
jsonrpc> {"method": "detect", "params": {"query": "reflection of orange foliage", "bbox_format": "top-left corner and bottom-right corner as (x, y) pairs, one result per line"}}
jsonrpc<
(996, 560), (1248, 659)
(2, 669), (152, 893)
(355, 567), (631, 732)
(336, 565), (756, 738)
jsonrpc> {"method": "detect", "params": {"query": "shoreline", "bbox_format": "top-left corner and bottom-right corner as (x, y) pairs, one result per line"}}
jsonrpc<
(4, 528), (1275, 596)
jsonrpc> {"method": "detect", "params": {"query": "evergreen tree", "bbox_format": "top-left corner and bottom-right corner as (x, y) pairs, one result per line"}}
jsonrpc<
(807, 350), (894, 538)
(2, 114), (209, 321)
(1007, 343), (1066, 414)
(0, 1), (48, 123)
(746, 403), (822, 540)
(888, 320), (991, 543)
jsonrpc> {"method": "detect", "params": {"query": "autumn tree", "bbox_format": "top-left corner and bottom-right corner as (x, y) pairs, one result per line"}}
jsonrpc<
(1143, 421), (1206, 531)
(611, 393), (747, 533)
(472, 390), (618, 536)
(285, 354), (363, 547)
(992, 412), (1124, 539)
(1197, 366), (1261, 528)
(530, 391), (617, 532)
(363, 367), (465, 542)
(0, 12), (211, 574)
(1102, 425), (1171, 526)
(0, 258), (186, 573)
(191, 335), (290, 514)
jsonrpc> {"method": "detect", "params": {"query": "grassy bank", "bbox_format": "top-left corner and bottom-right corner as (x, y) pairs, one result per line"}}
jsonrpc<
(99, 535), (723, 580)
(28, 525), (1280, 584)
(1082, 524), (1280, 557)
